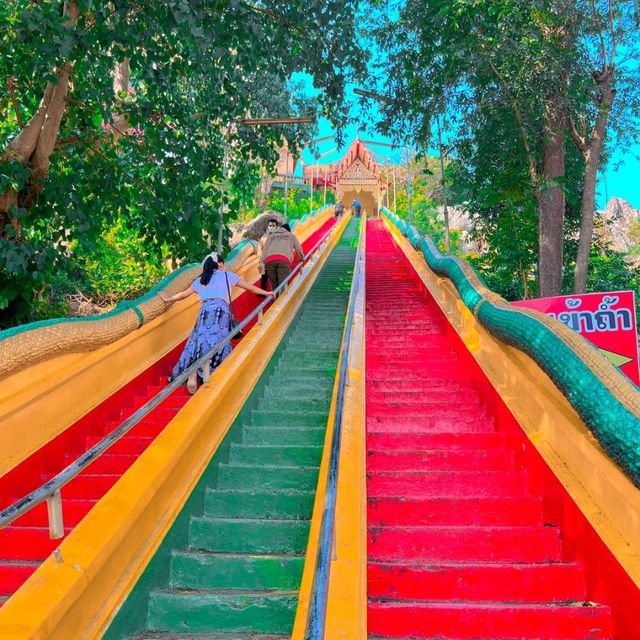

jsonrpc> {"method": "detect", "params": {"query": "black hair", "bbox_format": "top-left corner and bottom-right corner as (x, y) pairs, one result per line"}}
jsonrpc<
(281, 223), (291, 232)
(268, 217), (279, 224)
(200, 256), (219, 285)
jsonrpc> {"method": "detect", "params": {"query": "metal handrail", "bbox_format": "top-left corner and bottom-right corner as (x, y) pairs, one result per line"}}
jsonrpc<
(0, 224), (338, 538)
(304, 219), (364, 639)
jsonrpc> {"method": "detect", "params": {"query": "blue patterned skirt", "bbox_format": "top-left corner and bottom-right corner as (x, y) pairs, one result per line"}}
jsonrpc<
(169, 299), (232, 382)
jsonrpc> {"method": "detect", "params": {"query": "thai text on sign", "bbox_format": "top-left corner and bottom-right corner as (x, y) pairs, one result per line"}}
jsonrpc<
(512, 291), (640, 385)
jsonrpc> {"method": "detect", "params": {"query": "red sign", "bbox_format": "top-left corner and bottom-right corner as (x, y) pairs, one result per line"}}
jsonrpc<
(512, 290), (640, 385)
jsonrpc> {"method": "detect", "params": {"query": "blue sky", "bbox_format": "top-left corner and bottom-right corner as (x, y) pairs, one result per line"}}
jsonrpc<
(297, 82), (640, 210)
(598, 145), (640, 209)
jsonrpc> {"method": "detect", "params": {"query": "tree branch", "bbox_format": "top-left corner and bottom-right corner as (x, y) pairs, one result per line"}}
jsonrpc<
(239, 1), (305, 35)
(568, 116), (589, 156)
(6, 77), (24, 128)
(2, 83), (54, 163)
(607, 0), (618, 67)
(589, 0), (608, 66)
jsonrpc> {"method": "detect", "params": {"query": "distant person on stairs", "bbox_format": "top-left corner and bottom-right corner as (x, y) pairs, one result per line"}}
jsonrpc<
(160, 252), (273, 393)
(334, 201), (345, 219)
(259, 219), (304, 293)
(351, 199), (362, 218)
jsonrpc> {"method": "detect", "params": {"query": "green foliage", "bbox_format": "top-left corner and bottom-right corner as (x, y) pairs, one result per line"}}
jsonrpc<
(76, 218), (168, 301)
(393, 158), (463, 254)
(1, 0), (365, 327)
(587, 250), (640, 297)
(267, 187), (334, 220)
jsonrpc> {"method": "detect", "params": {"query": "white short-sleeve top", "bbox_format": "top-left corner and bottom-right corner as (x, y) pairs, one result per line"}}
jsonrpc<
(191, 270), (241, 303)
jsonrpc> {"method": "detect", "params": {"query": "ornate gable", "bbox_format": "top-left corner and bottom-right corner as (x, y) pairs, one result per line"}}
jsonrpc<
(339, 159), (378, 186)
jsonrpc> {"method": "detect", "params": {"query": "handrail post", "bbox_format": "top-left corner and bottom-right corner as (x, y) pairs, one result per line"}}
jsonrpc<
(46, 490), (64, 539)
(202, 361), (211, 384)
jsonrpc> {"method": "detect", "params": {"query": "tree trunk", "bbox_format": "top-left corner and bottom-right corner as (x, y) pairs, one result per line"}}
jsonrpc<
(111, 58), (131, 143)
(0, 2), (79, 235)
(572, 80), (615, 293)
(537, 100), (566, 297)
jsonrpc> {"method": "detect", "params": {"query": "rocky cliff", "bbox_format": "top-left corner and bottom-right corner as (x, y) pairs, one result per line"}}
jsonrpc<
(599, 197), (640, 254)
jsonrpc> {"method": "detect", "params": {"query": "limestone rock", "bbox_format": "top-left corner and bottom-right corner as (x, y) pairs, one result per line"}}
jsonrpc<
(599, 197), (640, 254)
(436, 205), (481, 254)
(229, 210), (285, 247)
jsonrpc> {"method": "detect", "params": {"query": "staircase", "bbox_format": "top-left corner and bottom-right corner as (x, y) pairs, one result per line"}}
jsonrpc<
(104, 220), (358, 639)
(0, 380), (191, 606)
(365, 219), (613, 640)
(0, 220), (337, 609)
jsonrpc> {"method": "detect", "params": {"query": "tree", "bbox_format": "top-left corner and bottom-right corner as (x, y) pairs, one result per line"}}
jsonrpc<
(566, 0), (640, 292)
(365, 0), (574, 295)
(364, 0), (640, 298)
(0, 0), (365, 325)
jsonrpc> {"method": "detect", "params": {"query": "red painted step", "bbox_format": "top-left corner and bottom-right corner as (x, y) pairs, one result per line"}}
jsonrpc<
(84, 435), (155, 456)
(0, 563), (39, 595)
(367, 496), (544, 526)
(368, 470), (531, 498)
(367, 448), (515, 472)
(365, 219), (614, 639)
(368, 561), (587, 602)
(80, 454), (139, 475)
(0, 527), (64, 561)
(367, 415), (496, 433)
(368, 602), (613, 639)
(368, 525), (562, 563)
(367, 431), (506, 451)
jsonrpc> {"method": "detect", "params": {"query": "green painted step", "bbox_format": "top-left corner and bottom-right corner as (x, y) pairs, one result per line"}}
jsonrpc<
(255, 397), (329, 413)
(229, 444), (323, 466)
(276, 351), (338, 367)
(216, 463), (319, 491)
(249, 409), (328, 426)
(266, 365), (335, 379)
(169, 552), (304, 591)
(189, 517), (310, 554)
(241, 425), (325, 446)
(104, 219), (359, 640)
(147, 591), (298, 634)
(204, 489), (315, 520)
(261, 385), (331, 401)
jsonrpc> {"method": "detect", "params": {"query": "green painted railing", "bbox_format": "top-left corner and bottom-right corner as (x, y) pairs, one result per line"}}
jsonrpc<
(381, 207), (640, 486)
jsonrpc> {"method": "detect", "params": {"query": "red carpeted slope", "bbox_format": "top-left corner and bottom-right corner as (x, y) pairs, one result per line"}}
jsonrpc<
(0, 217), (335, 607)
(365, 219), (614, 639)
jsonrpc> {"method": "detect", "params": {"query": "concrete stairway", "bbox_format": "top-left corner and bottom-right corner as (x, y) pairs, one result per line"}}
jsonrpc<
(365, 219), (613, 640)
(108, 220), (358, 639)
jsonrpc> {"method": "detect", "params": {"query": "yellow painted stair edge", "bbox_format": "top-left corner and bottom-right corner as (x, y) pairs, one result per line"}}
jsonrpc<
(292, 217), (367, 640)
